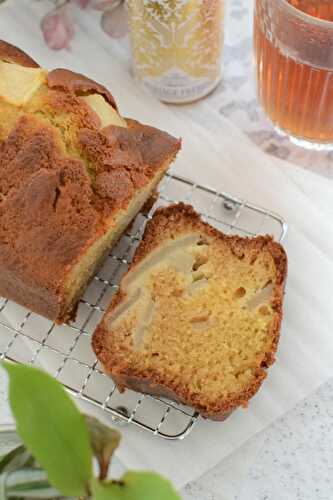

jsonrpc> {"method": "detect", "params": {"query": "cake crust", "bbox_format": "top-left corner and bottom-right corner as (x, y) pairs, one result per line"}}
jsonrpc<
(0, 40), (39, 68)
(47, 68), (118, 110)
(93, 203), (288, 420)
(0, 41), (180, 322)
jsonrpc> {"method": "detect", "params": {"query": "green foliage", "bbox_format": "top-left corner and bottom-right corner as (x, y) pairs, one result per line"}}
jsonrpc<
(91, 472), (181, 500)
(0, 443), (63, 499)
(2, 362), (181, 499)
(3, 363), (92, 497)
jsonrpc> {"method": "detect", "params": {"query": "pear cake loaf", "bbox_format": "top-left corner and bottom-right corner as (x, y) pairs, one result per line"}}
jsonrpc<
(93, 204), (287, 420)
(0, 41), (180, 323)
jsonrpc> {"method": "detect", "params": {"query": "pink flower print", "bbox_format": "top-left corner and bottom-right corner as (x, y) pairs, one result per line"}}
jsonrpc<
(41, 5), (74, 51)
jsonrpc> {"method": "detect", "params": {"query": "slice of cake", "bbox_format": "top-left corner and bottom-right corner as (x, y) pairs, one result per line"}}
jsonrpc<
(0, 41), (180, 323)
(93, 204), (287, 420)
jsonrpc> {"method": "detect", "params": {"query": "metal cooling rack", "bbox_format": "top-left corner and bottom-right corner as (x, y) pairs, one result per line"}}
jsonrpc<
(0, 173), (287, 440)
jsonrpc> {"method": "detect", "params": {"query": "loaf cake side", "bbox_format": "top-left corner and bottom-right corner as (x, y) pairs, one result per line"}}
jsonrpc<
(92, 203), (287, 420)
(0, 41), (180, 322)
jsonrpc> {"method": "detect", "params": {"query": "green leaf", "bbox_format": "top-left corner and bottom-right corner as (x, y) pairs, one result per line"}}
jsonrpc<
(91, 472), (181, 500)
(85, 415), (121, 480)
(3, 363), (92, 497)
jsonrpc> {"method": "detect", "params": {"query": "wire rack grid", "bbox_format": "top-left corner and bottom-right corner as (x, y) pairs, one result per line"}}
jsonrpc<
(0, 172), (287, 440)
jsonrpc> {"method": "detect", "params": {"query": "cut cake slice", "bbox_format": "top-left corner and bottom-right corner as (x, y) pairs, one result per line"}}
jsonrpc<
(93, 204), (287, 420)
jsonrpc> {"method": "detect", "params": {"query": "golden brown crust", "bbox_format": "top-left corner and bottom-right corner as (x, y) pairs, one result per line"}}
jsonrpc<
(0, 115), (100, 320)
(102, 120), (182, 168)
(92, 203), (288, 420)
(0, 116), (179, 321)
(0, 42), (180, 322)
(47, 69), (118, 110)
(0, 40), (39, 68)
(108, 372), (259, 421)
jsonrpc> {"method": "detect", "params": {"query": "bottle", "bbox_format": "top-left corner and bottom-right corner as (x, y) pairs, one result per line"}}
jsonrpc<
(127, 0), (224, 104)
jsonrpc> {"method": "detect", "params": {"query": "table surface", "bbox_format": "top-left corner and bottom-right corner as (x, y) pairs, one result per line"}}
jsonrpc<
(182, 2), (333, 496)
(1, 0), (333, 499)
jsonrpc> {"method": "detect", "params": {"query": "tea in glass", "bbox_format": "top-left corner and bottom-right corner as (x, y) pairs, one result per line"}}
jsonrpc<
(254, 0), (333, 150)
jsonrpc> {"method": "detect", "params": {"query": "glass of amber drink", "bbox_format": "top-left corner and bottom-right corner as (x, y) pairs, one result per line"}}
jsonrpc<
(254, 0), (333, 150)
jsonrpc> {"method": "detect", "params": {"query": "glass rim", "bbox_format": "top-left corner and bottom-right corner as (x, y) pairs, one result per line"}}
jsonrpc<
(279, 0), (333, 28)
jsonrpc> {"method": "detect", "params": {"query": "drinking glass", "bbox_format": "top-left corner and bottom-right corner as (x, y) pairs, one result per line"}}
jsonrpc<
(254, 0), (333, 150)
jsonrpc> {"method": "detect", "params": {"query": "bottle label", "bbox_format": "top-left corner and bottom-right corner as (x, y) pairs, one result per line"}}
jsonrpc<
(128, 0), (224, 103)
(139, 69), (220, 103)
